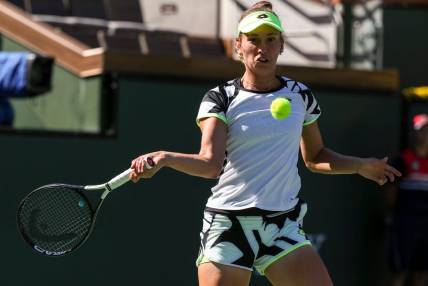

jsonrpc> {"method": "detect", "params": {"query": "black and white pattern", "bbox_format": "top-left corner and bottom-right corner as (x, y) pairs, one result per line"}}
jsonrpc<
(196, 200), (311, 275)
(197, 77), (321, 126)
(196, 76), (321, 211)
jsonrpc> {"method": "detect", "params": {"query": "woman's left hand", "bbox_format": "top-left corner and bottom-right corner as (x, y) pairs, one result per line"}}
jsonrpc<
(357, 157), (402, 185)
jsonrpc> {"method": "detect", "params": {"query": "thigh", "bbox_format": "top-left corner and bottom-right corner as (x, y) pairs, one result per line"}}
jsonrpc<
(264, 245), (333, 286)
(198, 262), (252, 286)
(196, 211), (257, 271)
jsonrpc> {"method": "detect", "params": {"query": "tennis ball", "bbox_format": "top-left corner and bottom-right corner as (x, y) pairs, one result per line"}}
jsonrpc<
(270, 97), (291, 120)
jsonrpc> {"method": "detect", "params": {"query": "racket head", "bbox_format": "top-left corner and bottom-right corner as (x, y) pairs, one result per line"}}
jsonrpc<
(17, 184), (95, 256)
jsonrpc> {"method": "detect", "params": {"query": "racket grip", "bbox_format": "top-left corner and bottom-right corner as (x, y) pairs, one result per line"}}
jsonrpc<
(108, 169), (133, 190)
(107, 157), (155, 190)
(108, 157), (155, 190)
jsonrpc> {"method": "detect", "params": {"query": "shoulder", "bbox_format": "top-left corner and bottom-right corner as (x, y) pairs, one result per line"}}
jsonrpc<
(279, 76), (312, 93)
(279, 76), (317, 105)
(279, 76), (320, 114)
(205, 78), (239, 97)
(201, 78), (240, 107)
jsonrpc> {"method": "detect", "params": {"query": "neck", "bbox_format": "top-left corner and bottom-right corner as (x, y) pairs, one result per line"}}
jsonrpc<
(241, 71), (280, 91)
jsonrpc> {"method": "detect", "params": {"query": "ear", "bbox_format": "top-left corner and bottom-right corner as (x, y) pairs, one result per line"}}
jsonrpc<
(234, 37), (242, 56)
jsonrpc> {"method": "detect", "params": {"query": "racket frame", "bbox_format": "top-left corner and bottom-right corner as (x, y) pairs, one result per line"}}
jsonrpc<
(17, 169), (130, 256)
(17, 184), (92, 256)
(17, 158), (154, 256)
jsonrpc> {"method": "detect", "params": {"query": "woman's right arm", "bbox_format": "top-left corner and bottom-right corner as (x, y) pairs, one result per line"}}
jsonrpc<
(130, 117), (227, 182)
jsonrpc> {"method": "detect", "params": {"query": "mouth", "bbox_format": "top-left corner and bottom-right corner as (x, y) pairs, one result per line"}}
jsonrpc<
(256, 57), (269, 63)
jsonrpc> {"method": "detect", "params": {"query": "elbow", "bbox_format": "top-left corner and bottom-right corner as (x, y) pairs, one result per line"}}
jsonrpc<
(305, 162), (317, 173)
(305, 160), (332, 174)
(203, 164), (223, 179)
(199, 152), (224, 179)
(303, 147), (327, 173)
(305, 161), (320, 173)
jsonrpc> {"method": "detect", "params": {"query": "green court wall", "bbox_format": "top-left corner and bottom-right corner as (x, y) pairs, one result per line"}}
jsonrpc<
(0, 75), (401, 286)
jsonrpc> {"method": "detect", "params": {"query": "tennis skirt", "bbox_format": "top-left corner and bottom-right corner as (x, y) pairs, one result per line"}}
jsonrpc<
(196, 199), (311, 275)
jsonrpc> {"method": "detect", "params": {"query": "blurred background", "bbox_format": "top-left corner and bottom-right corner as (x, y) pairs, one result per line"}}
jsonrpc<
(0, 0), (427, 285)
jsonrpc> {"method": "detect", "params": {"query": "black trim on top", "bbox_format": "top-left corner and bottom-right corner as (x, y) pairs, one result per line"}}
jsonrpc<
(234, 76), (286, 94)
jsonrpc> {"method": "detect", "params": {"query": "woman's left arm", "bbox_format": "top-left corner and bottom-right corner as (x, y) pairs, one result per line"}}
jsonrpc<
(300, 121), (401, 185)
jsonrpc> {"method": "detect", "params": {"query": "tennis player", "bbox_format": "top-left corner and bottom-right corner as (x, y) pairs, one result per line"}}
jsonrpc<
(130, 2), (401, 285)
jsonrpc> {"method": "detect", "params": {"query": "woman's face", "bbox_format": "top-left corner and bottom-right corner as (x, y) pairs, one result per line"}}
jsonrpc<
(236, 25), (283, 76)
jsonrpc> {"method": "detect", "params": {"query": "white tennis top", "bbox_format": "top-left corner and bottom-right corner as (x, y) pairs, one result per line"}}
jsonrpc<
(196, 76), (321, 211)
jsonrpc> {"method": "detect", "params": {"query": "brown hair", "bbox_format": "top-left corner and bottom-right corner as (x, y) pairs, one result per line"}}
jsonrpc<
(239, 1), (278, 22)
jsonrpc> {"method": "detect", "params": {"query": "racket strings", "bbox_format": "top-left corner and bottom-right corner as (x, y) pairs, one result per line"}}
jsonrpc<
(18, 186), (93, 252)
(39, 190), (89, 235)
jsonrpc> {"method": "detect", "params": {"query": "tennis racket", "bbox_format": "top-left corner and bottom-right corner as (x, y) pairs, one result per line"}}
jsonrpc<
(17, 157), (154, 256)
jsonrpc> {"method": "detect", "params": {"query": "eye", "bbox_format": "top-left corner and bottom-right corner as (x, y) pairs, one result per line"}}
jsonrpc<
(247, 37), (258, 44)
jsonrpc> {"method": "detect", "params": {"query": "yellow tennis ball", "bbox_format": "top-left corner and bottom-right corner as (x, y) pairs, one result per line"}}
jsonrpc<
(270, 97), (291, 120)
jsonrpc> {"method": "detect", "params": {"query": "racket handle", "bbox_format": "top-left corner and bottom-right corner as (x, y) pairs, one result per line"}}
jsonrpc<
(107, 157), (155, 190)
(108, 169), (133, 190)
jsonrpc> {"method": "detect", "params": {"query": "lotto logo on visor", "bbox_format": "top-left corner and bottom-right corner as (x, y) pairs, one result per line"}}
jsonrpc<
(238, 11), (284, 36)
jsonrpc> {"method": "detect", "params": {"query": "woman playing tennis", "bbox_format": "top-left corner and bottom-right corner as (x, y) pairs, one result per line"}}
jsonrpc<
(130, 2), (401, 285)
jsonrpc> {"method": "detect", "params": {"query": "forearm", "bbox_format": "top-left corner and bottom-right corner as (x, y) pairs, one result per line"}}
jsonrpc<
(300, 122), (401, 184)
(133, 118), (227, 181)
(305, 147), (364, 175)
(159, 151), (224, 179)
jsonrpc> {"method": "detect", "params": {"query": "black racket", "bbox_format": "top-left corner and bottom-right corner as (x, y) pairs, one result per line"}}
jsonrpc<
(17, 158), (154, 256)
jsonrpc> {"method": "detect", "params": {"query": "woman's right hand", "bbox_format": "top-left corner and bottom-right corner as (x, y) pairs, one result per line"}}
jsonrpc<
(129, 151), (167, 182)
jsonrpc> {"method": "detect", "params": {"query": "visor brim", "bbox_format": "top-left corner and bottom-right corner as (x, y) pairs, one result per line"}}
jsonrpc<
(239, 22), (283, 35)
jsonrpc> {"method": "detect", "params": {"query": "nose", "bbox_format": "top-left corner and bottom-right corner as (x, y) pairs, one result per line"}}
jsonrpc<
(257, 44), (267, 54)
(257, 40), (268, 54)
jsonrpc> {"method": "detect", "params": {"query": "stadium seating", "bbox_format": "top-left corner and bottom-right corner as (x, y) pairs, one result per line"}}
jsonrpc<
(7, 0), (25, 10)
(49, 22), (106, 48)
(69, 0), (106, 19)
(141, 30), (185, 57)
(104, 0), (143, 22)
(102, 28), (143, 54)
(4, 0), (227, 59)
(186, 37), (226, 59)
(30, 0), (69, 16)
